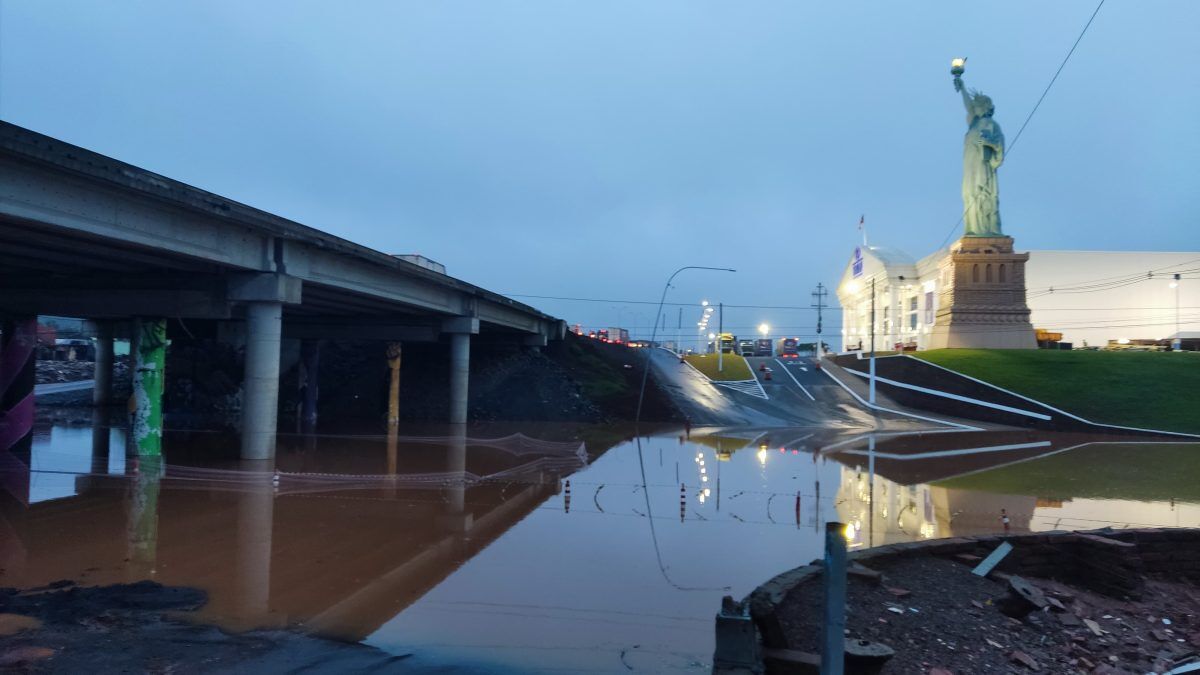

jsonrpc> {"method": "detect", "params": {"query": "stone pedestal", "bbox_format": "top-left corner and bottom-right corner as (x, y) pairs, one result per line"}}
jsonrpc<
(927, 236), (1037, 350)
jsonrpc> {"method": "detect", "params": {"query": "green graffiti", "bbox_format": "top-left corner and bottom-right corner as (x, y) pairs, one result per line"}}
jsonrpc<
(132, 318), (167, 456)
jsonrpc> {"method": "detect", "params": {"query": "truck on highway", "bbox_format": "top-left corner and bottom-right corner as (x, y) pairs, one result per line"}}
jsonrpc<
(607, 328), (630, 345)
(755, 339), (773, 356)
(738, 339), (756, 356)
(776, 337), (801, 360)
(717, 333), (736, 354)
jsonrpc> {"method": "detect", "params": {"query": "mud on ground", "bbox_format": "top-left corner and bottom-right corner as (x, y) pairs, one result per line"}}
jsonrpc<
(0, 581), (414, 673)
(777, 555), (1200, 674)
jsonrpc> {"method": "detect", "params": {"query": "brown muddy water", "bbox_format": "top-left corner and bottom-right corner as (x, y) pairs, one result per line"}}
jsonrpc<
(2, 414), (1198, 673)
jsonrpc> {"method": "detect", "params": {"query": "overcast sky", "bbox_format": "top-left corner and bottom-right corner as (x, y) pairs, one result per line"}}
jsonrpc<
(2, 1), (1196, 343)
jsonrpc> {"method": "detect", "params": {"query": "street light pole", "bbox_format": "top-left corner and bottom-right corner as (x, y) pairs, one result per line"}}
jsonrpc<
(637, 266), (736, 424)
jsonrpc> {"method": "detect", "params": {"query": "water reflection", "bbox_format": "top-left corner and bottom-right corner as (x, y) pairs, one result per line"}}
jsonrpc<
(1, 417), (1197, 673)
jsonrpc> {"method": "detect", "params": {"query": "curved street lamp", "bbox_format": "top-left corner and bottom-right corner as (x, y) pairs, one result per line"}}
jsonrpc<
(636, 266), (735, 423)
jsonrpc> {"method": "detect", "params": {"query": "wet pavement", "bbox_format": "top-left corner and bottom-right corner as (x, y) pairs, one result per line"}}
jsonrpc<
(2, 413), (1198, 673)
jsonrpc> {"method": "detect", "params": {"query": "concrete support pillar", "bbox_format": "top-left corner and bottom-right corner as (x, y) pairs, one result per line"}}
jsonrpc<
(132, 318), (167, 457)
(242, 302), (282, 460)
(0, 316), (36, 506)
(436, 427), (472, 532)
(448, 333), (470, 424)
(298, 339), (320, 431)
(447, 428), (467, 513)
(386, 342), (402, 426)
(0, 317), (36, 453)
(91, 408), (111, 474)
(235, 461), (275, 626)
(93, 322), (114, 406)
(125, 454), (163, 580)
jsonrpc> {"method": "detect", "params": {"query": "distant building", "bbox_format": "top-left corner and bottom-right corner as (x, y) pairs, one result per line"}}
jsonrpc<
(837, 246), (1199, 351)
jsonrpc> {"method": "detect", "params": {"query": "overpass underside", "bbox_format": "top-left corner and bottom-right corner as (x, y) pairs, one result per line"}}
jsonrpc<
(0, 121), (564, 459)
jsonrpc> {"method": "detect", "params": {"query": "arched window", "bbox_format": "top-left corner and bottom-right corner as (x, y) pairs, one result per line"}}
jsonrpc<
(999, 264), (1007, 283)
(986, 264), (993, 282)
(972, 264), (979, 283)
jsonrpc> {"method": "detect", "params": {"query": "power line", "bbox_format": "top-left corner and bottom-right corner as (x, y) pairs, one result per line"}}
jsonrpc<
(936, 0), (1106, 250)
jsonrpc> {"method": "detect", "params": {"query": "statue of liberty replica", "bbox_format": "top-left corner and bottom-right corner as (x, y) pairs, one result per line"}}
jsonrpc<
(954, 60), (1005, 236)
(927, 58), (1036, 349)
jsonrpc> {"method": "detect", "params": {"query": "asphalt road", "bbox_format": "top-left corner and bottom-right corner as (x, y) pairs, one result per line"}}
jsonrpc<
(649, 348), (956, 431)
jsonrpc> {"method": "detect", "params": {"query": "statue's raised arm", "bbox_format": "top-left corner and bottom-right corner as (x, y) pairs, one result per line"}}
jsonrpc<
(953, 75), (972, 111)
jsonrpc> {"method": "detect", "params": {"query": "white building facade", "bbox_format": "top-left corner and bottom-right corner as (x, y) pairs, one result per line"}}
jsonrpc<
(837, 246), (1200, 351)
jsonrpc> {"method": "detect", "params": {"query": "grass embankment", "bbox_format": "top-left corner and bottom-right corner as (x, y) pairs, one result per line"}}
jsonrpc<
(915, 349), (1200, 435)
(544, 334), (683, 422)
(683, 352), (753, 381)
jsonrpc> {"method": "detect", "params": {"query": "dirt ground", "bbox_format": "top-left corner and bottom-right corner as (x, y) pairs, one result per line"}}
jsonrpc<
(777, 555), (1200, 674)
(0, 581), (416, 674)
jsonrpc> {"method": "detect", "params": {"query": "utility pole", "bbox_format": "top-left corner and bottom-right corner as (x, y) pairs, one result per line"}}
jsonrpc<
(1174, 273), (1182, 349)
(718, 302), (724, 373)
(869, 278), (876, 404)
(811, 282), (828, 357)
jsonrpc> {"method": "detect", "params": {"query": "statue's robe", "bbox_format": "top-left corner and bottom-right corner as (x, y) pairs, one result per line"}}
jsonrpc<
(962, 115), (1004, 237)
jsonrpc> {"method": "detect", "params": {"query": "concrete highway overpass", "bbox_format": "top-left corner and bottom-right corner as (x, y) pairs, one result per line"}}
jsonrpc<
(0, 121), (565, 457)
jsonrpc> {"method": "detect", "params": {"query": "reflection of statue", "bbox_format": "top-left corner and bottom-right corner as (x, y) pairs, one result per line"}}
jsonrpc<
(954, 72), (1005, 237)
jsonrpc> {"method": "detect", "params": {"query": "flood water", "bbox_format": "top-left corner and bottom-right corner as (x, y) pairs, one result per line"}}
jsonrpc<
(3, 413), (1198, 673)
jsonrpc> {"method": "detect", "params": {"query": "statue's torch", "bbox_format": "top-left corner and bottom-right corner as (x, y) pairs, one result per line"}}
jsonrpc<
(950, 57), (966, 77)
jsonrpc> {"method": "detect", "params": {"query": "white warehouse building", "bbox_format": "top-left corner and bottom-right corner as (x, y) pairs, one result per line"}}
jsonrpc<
(837, 245), (1199, 351)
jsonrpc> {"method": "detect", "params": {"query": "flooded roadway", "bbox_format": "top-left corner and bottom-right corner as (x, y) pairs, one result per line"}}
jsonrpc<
(2, 413), (1198, 673)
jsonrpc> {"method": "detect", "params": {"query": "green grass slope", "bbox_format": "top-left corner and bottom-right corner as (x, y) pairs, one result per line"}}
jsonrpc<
(915, 349), (1200, 434)
(936, 442), (1200, 501)
(683, 353), (753, 381)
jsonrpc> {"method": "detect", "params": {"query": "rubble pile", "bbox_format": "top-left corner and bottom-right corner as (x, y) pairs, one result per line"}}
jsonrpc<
(35, 359), (130, 385)
(777, 554), (1200, 674)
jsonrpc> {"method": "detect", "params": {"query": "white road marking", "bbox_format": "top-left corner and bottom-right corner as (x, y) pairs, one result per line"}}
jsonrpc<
(774, 359), (815, 401)
(818, 365), (980, 431)
(843, 368), (1052, 420)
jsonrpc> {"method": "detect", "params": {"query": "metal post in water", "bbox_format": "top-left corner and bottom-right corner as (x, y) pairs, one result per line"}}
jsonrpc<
(132, 318), (167, 457)
(821, 521), (847, 675)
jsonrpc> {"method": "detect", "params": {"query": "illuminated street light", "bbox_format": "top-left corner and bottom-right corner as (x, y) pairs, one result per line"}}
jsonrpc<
(701, 300), (709, 307)
(708, 332), (716, 340)
(758, 323), (770, 336)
